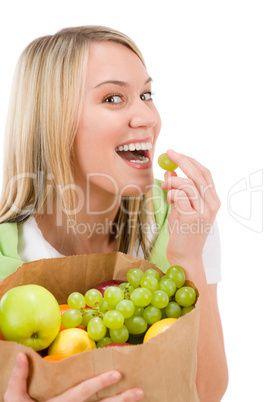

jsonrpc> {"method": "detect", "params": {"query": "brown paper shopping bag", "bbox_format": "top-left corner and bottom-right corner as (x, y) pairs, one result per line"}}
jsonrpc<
(0, 252), (200, 401)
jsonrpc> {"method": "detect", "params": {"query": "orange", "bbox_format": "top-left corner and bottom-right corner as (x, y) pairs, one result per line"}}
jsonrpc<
(48, 328), (96, 358)
(59, 304), (86, 331)
(0, 330), (5, 341)
(59, 304), (71, 331)
(59, 304), (70, 315)
(43, 354), (65, 361)
(143, 318), (177, 343)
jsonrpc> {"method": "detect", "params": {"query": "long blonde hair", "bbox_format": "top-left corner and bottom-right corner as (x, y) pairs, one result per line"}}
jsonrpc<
(0, 26), (156, 258)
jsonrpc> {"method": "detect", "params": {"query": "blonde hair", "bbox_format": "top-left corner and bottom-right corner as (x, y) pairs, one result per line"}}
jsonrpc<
(0, 25), (156, 258)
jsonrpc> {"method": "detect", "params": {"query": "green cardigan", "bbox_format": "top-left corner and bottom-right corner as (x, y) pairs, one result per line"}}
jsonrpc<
(0, 179), (171, 281)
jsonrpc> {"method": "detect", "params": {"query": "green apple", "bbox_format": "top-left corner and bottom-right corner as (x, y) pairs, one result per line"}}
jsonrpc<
(0, 284), (61, 351)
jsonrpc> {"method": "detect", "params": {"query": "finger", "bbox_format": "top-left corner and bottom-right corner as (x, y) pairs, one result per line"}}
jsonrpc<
(187, 156), (215, 186)
(162, 176), (202, 213)
(102, 388), (144, 401)
(166, 150), (208, 186)
(164, 170), (177, 181)
(162, 171), (177, 191)
(4, 353), (31, 401)
(51, 371), (122, 402)
(166, 150), (219, 204)
(167, 189), (196, 215)
(185, 155), (220, 203)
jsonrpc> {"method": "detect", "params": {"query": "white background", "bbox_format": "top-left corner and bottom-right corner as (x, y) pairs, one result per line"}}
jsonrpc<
(0, 1), (267, 400)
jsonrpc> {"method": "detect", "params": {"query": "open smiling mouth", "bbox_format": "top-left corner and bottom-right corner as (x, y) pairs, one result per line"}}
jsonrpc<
(115, 142), (152, 165)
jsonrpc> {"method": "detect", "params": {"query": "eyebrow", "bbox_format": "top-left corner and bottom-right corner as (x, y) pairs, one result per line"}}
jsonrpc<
(94, 77), (152, 88)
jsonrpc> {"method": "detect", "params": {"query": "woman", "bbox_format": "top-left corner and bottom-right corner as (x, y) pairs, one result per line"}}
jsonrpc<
(0, 26), (228, 401)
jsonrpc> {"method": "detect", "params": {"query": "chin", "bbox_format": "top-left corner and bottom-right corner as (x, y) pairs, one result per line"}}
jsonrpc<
(119, 174), (154, 197)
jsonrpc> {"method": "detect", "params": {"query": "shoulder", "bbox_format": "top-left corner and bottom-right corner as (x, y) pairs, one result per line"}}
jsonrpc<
(0, 220), (18, 234)
(0, 222), (19, 251)
(0, 222), (24, 281)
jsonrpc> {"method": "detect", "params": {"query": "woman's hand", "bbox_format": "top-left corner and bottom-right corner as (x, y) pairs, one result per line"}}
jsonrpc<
(161, 149), (221, 271)
(161, 150), (228, 401)
(4, 352), (144, 402)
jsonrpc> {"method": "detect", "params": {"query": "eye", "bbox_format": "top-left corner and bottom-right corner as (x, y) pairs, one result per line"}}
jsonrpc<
(103, 95), (123, 104)
(140, 91), (153, 101)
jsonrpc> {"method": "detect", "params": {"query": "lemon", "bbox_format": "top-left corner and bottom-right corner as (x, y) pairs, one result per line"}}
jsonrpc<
(143, 318), (177, 343)
(48, 328), (96, 357)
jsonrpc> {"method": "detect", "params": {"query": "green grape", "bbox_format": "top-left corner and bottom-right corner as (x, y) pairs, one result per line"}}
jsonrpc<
(161, 308), (168, 319)
(67, 292), (86, 310)
(140, 275), (159, 292)
(116, 299), (135, 319)
(97, 337), (113, 348)
(61, 309), (83, 328)
(158, 278), (177, 297)
(133, 306), (144, 316)
(104, 286), (124, 306)
(124, 315), (148, 335)
(127, 268), (144, 288)
(158, 153), (178, 171)
(165, 302), (182, 318)
(119, 282), (134, 293)
(181, 306), (195, 316)
(159, 275), (166, 284)
(175, 286), (196, 307)
(143, 269), (160, 281)
(118, 282), (134, 298)
(110, 325), (129, 343)
(85, 289), (103, 308)
(87, 317), (107, 341)
(127, 285), (135, 295)
(151, 290), (169, 309)
(165, 266), (185, 288)
(103, 310), (125, 330)
(118, 282), (128, 290)
(130, 287), (152, 307)
(101, 300), (114, 312)
(142, 305), (162, 325)
(81, 308), (95, 326)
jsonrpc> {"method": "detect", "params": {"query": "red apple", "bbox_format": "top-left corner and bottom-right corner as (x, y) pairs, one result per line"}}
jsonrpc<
(94, 280), (125, 296)
(0, 330), (5, 341)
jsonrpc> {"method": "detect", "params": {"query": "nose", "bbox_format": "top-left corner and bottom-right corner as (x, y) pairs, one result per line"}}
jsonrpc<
(129, 98), (159, 129)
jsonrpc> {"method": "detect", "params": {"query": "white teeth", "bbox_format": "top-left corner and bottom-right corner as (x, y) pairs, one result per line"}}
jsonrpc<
(115, 142), (153, 152)
(129, 157), (149, 164)
(128, 143), (135, 151)
(141, 143), (146, 150)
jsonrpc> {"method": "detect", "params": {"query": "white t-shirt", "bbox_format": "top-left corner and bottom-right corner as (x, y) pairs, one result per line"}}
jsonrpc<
(17, 217), (221, 284)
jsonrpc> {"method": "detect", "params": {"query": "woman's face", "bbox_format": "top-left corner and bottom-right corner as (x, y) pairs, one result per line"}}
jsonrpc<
(73, 41), (161, 197)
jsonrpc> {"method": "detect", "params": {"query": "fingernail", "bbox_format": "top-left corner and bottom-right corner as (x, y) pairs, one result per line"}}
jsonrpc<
(167, 149), (175, 154)
(110, 371), (121, 381)
(134, 389), (144, 399)
(16, 353), (22, 367)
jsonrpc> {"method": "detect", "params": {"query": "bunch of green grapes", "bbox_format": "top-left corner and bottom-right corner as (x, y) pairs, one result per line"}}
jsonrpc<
(61, 266), (197, 347)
